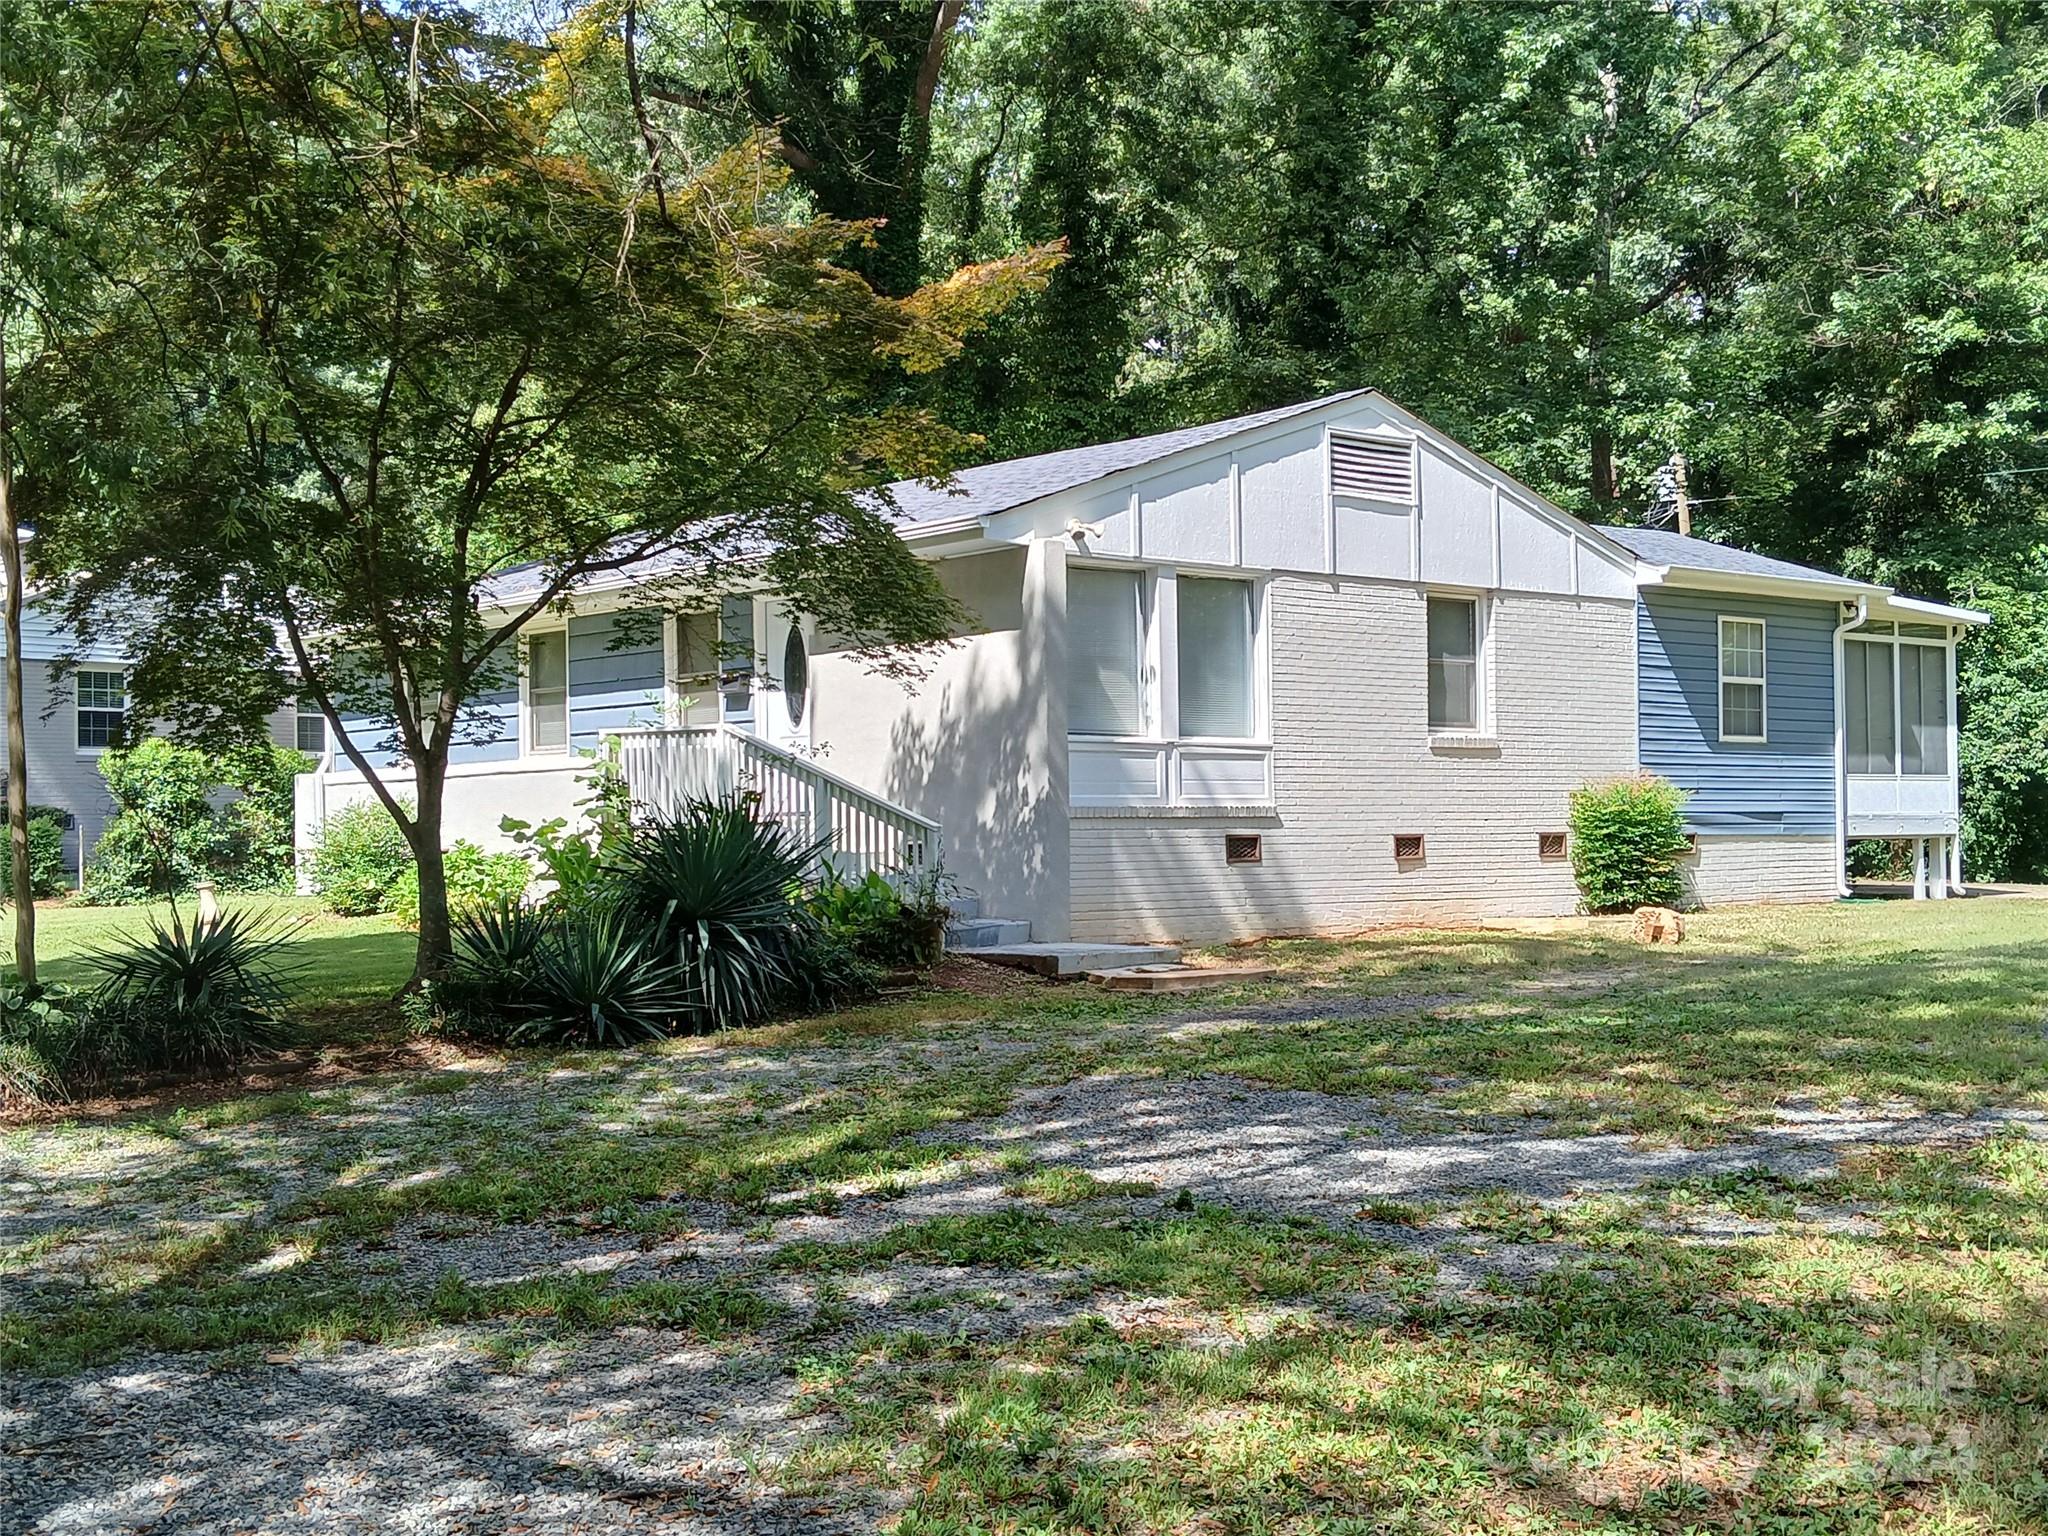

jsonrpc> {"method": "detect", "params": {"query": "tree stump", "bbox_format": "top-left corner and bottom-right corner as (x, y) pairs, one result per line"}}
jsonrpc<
(1632, 905), (1685, 944)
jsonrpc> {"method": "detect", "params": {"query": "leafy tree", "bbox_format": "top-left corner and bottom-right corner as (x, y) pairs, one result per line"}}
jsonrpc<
(635, 0), (968, 296)
(32, 0), (1055, 979)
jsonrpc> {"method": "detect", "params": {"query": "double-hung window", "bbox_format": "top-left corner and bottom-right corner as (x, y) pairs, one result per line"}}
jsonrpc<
(1426, 595), (1482, 732)
(295, 702), (328, 756)
(526, 630), (569, 752)
(76, 668), (126, 751)
(1718, 617), (1766, 743)
(1177, 576), (1255, 738)
(1067, 567), (1145, 736)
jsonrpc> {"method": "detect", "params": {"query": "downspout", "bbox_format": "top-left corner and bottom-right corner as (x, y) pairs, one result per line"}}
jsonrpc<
(1832, 595), (1868, 898)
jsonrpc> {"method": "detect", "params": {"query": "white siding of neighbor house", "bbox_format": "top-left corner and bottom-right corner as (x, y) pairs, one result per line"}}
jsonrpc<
(0, 659), (120, 870)
(1067, 578), (1640, 942)
(1682, 834), (1838, 907)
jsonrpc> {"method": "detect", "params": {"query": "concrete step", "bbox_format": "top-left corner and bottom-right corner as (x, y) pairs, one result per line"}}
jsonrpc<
(944, 917), (1032, 949)
(969, 942), (1181, 979)
(1087, 962), (1275, 993)
(944, 893), (982, 921)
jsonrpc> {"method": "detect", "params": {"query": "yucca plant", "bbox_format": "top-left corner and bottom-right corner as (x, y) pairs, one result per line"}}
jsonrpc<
(87, 906), (301, 1073)
(513, 910), (689, 1047)
(611, 796), (824, 1033)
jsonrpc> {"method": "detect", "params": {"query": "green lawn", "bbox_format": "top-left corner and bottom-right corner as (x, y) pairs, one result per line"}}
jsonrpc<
(29, 895), (414, 1010)
(7, 897), (2048, 1532)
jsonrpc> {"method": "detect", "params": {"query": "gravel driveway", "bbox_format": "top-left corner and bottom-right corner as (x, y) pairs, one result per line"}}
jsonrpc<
(6, 1015), (2043, 1535)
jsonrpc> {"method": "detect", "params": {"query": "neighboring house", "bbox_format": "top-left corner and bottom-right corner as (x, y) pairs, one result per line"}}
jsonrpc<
(0, 603), (140, 876)
(0, 602), (318, 884)
(292, 391), (1986, 944)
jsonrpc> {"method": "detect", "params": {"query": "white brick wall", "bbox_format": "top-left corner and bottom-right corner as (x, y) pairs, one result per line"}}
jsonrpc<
(1069, 578), (1640, 942)
(1683, 834), (1838, 907)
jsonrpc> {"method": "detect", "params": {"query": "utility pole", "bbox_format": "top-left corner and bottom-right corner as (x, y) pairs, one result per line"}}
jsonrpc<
(1672, 451), (1691, 538)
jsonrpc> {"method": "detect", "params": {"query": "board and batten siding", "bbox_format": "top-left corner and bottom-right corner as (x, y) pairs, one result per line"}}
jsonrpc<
(1067, 578), (1639, 942)
(1635, 588), (1837, 836)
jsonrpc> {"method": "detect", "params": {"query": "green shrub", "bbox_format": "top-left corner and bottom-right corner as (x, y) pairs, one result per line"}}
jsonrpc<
(805, 866), (950, 970)
(0, 981), (107, 1108)
(500, 814), (618, 915)
(86, 907), (300, 1073)
(307, 800), (414, 915)
(1568, 774), (1692, 912)
(388, 841), (531, 929)
(8, 805), (75, 898)
(82, 739), (311, 903)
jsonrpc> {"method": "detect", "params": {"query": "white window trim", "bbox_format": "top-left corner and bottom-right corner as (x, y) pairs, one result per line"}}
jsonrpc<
(74, 667), (128, 757)
(1425, 589), (1492, 738)
(520, 623), (571, 757)
(1067, 560), (1156, 742)
(1717, 615), (1768, 744)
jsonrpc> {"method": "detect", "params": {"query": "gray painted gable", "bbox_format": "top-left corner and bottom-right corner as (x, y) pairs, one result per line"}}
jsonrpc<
(880, 391), (1371, 525)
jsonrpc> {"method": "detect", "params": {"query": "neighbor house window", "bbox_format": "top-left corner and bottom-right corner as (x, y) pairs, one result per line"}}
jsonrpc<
(295, 703), (327, 756)
(1899, 642), (1948, 776)
(1068, 567), (1145, 736)
(1177, 576), (1254, 738)
(1845, 638), (1895, 775)
(76, 668), (126, 751)
(1718, 617), (1766, 742)
(1426, 594), (1481, 732)
(526, 630), (569, 752)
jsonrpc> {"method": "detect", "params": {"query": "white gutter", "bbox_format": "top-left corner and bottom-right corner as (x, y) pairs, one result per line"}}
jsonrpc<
(1832, 594), (1869, 897)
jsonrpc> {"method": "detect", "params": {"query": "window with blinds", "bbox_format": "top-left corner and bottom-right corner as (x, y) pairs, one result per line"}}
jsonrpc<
(1329, 432), (1415, 502)
(527, 630), (569, 752)
(1177, 576), (1254, 738)
(1426, 595), (1481, 731)
(1067, 567), (1145, 736)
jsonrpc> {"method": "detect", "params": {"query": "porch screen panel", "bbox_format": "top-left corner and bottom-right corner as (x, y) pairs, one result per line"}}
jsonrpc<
(1177, 576), (1253, 738)
(1845, 639), (1895, 775)
(1068, 568), (1144, 735)
(1900, 643), (1949, 776)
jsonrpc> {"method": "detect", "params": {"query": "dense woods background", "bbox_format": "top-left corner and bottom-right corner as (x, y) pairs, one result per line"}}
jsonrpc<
(7, 0), (2048, 878)
(616, 0), (2048, 878)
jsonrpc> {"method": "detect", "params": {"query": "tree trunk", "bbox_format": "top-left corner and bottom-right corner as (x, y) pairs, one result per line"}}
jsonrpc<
(0, 342), (34, 985)
(406, 745), (452, 986)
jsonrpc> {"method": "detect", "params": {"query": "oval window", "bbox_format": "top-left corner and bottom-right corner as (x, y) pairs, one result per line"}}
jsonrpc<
(782, 625), (809, 727)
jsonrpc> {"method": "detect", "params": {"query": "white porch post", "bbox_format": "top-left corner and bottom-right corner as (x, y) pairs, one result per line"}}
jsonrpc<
(1930, 837), (1949, 899)
(1947, 832), (1965, 896)
(1911, 837), (1928, 900)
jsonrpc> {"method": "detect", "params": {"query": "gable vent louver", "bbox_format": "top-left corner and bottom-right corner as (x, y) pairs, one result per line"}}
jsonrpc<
(1330, 432), (1415, 503)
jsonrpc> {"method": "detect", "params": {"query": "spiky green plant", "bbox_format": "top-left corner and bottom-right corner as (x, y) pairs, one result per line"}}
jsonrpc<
(86, 906), (301, 1071)
(612, 796), (824, 1033)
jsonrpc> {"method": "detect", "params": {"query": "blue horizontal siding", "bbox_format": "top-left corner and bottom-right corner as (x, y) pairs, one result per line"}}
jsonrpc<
(568, 613), (665, 752)
(1637, 589), (1836, 835)
(335, 675), (516, 771)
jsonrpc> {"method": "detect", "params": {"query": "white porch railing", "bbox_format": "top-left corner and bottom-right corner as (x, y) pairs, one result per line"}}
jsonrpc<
(607, 725), (940, 876)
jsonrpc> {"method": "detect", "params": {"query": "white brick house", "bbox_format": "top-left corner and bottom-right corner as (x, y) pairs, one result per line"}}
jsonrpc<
(296, 390), (1984, 945)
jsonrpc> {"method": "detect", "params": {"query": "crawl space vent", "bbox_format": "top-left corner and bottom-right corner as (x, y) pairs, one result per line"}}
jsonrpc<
(1225, 833), (1262, 865)
(1393, 833), (1426, 862)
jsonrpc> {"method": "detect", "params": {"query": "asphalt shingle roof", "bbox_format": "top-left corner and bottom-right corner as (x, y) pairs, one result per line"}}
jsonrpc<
(1601, 526), (1869, 589)
(881, 390), (1371, 525)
